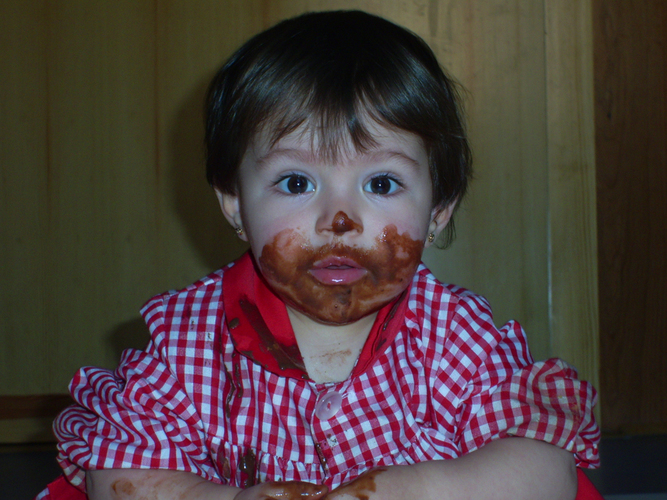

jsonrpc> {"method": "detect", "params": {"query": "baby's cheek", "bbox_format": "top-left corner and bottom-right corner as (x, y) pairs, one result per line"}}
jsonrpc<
(257, 229), (311, 284)
(376, 224), (424, 270)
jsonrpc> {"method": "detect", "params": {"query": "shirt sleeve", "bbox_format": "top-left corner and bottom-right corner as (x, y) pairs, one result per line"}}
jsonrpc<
(432, 292), (600, 468)
(53, 298), (222, 490)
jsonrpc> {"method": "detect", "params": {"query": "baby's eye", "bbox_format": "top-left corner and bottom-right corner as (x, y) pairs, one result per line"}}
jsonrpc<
(364, 175), (401, 195)
(275, 174), (315, 194)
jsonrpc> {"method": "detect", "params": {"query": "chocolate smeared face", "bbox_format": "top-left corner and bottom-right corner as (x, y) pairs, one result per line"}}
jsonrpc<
(259, 223), (423, 324)
(218, 121), (452, 327)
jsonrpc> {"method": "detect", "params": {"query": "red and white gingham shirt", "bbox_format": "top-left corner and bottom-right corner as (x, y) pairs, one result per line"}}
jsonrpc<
(54, 252), (600, 491)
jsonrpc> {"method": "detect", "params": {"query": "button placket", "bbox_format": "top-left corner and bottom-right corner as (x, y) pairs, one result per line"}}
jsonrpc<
(310, 388), (346, 477)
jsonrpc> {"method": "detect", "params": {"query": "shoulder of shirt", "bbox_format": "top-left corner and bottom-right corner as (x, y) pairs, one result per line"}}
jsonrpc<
(407, 263), (504, 351)
(147, 262), (235, 301)
(137, 260), (236, 326)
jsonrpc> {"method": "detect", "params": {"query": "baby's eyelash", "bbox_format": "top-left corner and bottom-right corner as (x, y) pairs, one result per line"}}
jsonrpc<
(364, 173), (404, 195)
(273, 172), (315, 194)
(375, 173), (404, 185)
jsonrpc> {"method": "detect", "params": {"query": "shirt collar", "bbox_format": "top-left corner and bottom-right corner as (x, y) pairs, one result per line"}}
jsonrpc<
(222, 251), (409, 380)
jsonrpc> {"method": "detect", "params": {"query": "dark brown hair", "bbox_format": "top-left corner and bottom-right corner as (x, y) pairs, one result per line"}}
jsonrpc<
(205, 10), (472, 246)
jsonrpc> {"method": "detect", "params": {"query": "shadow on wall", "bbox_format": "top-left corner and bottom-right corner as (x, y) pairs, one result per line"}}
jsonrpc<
(107, 317), (152, 362)
(169, 72), (249, 271)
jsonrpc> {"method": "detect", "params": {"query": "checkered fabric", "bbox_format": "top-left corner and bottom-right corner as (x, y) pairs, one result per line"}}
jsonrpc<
(53, 254), (600, 492)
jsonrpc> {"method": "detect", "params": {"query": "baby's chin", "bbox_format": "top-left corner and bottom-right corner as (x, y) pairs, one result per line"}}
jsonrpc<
(271, 270), (414, 326)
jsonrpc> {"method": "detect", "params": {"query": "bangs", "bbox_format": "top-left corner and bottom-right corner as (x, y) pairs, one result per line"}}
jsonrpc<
(240, 26), (446, 166)
(261, 90), (386, 164)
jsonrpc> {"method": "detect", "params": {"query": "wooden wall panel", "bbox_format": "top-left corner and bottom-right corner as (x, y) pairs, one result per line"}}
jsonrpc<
(0, 1), (256, 397)
(152, 0), (262, 285)
(1, 1), (600, 440)
(594, 0), (667, 433)
(41, 0), (159, 390)
(544, 0), (600, 395)
(0, 1), (50, 396)
(421, 1), (552, 361)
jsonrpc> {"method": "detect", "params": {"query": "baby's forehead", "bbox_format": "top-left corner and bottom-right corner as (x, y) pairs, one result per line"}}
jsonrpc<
(248, 119), (425, 166)
(257, 126), (359, 163)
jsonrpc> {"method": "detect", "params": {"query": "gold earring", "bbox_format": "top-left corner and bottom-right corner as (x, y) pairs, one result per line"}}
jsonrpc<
(235, 226), (244, 236)
(428, 232), (435, 243)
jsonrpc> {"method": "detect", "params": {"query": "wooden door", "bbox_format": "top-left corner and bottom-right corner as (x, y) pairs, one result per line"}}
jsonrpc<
(594, 0), (667, 434)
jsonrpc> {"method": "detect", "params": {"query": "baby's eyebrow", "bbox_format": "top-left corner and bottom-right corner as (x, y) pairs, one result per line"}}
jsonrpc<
(363, 150), (422, 170)
(254, 147), (422, 170)
(255, 148), (316, 169)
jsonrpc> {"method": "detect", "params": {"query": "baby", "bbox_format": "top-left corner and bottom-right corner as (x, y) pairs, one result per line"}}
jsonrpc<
(39, 10), (599, 500)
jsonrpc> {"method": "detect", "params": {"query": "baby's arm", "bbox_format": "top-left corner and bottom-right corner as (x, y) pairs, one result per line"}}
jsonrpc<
(87, 468), (329, 500)
(86, 469), (238, 500)
(328, 438), (577, 500)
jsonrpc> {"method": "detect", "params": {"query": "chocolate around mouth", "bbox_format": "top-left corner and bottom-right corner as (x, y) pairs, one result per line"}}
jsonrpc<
(258, 225), (423, 324)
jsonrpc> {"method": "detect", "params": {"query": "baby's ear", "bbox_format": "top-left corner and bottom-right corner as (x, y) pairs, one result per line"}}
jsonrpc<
(426, 200), (457, 247)
(214, 188), (247, 241)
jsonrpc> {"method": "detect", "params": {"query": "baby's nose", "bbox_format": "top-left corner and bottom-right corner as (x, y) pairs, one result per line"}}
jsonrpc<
(331, 211), (362, 235)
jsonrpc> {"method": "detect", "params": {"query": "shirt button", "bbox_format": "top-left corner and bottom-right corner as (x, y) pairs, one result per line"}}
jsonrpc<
(315, 392), (343, 420)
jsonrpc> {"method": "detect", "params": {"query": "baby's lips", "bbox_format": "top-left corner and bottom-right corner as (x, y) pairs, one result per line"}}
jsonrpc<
(311, 255), (362, 269)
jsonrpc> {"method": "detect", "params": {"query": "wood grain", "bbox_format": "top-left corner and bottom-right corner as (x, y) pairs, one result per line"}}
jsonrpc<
(0, 395), (72, 420)
(0, 1), (253, 396)
(594, 0), (667, 433)
(0, 395), (72, 442)
(544, 0), (600, 397)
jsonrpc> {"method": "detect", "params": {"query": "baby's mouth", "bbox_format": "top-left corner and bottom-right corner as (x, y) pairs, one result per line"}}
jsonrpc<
(308, 256), (368, 285)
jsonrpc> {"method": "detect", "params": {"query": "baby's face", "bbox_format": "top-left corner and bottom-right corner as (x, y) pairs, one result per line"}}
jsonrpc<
(219, 122), (448, 325)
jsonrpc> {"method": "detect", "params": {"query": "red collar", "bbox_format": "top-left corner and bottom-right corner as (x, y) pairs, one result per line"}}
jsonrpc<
(222, 252), (409, 380)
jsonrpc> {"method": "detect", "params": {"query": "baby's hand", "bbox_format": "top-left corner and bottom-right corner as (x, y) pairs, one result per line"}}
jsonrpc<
(234, 481), (329, 500)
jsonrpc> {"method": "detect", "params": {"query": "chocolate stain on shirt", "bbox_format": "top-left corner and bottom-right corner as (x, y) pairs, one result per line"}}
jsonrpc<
(238, 297), (306, 373)
(239, 448), (257, 488)
(223, 351), (246, 419)
(314, 442), (329, 476)
(221, 456), (232, 481)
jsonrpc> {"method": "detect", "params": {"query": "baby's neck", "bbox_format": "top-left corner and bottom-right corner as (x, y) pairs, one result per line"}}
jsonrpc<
(287, 307), (377, 384)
